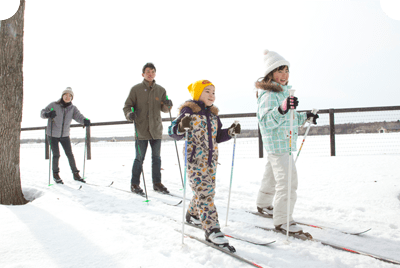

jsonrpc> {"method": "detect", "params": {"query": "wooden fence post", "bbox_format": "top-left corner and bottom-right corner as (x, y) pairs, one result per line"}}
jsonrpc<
(86, 125), (91, 160)
(329, 108), (336, 156)
(45, 129), (49, 159)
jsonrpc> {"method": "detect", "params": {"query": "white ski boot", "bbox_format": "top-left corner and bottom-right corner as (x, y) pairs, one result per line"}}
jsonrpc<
(205, 228), (236, 252)
(275, 221), (303, 233)
(275, 221), (313, 239)
(257, 206), (273, 216)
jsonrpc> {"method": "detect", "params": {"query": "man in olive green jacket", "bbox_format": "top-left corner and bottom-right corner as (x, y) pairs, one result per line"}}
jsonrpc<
(123, 63), (173, 195)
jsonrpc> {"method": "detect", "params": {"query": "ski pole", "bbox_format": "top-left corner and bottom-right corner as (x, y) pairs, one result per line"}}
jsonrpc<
(225, 120), (239, 227)
(286, 90), (295, 241)
(132, 107), (149, 202)
(48, 108), (54, 186)
(181, 113), (190, 244)
(166, 95), (184, 188)
(295, 108), (318, 163)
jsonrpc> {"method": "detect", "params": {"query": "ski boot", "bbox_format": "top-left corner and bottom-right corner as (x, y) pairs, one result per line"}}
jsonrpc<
(73, 171), (86, 183)
(131, 184), (145, 196)
(205, 228), (236, 252)
(186, 211), (202, 226)
(153, 182), (169, 194)
(53, 173), (64, 184)
(275, 221), (313, 240)
(257, 206), (273, 217)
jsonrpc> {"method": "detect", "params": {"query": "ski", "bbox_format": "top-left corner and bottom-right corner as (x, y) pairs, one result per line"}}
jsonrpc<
(175, 229), (264, 268)
(109, 186), (182, 206)
(84, 181), (114, 187)
(255, 225), (400, 265)
(247, 211), (371, 235)
(165, 216), (275, 247)
(51, 182), (82, 190)
(185, 221), (276, 246)
(152, 190), (185, 200)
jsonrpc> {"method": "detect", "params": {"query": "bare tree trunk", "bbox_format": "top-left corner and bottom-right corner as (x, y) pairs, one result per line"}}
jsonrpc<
(0, 0), (27, 205)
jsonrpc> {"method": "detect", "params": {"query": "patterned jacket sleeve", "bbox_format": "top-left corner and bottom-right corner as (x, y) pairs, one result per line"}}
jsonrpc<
(216, 117), (232, 143)
(257, 90), (286, 131)
(168, 107), (193, 141)
(296, 111), (308, 126)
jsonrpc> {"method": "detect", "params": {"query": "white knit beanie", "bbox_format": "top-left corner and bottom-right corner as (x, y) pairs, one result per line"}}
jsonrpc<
(263, 49), (290, 76)
(62, 87), (74, 99)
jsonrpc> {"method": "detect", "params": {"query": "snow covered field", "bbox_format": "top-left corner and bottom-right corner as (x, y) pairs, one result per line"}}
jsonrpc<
(1, 136), (400, 268)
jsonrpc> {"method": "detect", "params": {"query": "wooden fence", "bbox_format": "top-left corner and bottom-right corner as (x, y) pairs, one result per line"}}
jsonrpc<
(21, 105), (400, 159)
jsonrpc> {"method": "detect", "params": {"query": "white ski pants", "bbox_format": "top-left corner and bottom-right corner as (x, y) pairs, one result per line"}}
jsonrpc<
(256, 153), (298, 226)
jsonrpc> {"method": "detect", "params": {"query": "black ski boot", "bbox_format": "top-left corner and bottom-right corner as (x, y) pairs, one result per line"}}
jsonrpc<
(53, 173), (64, 184)
(131, 184), (145, 196)
(186, 211), (202, 226)
(205, 228), (236, 252)
(73, 171), (86, 183)
(153, 182), (169, 194)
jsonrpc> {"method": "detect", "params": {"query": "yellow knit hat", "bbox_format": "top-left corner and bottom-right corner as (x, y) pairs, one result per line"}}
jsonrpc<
(187, 80), (214, 101)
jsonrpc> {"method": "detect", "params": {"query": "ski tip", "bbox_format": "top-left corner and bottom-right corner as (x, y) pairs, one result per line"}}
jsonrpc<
(78, 186), (82, 190)
(109, 181), (114, 186)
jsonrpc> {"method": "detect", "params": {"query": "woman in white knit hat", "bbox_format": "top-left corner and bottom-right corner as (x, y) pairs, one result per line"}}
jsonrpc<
(255, 50), (319, 235)
(40, 87), (91, 184)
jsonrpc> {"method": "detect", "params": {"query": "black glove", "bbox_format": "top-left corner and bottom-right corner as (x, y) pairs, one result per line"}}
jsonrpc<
(306, 112), (319, 125)
(229, 123), (241, 135)
(84, 119), (91, 126)
(45, 110), (56, 119)
(278, 96), (299, 115)
(164, 99), (173, 107)
(128, 112), (137, 122)
(178, 115), (191, 132)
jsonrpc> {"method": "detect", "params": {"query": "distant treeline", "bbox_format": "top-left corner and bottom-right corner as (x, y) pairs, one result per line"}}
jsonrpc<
(21, 121), (400, 144)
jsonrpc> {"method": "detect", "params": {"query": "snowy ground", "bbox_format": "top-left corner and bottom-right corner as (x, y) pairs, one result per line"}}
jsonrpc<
(1, 137), (400, 268)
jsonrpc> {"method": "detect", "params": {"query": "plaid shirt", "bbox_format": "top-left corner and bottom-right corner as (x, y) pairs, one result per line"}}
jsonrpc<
(257, 84), (307, 154)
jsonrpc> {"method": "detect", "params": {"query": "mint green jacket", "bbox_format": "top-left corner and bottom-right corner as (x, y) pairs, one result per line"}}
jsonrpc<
(257, 84), (307, 154)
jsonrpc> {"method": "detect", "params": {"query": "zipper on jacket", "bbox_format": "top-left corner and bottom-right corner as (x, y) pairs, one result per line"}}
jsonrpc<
(60, 107), (66, 137)
(205, 108), (213, 167)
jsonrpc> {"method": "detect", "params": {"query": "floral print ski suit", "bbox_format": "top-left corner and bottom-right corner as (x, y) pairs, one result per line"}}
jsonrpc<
(169, 100), (232, 232)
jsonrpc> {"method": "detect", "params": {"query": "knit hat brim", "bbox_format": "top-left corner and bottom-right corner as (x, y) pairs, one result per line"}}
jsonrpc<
(188, 80), (214, 101)
(62, 87), (74, 100)
(263, 49), (290, 76)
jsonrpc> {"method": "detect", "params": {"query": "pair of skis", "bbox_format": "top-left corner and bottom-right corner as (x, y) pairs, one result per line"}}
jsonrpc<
(247, 210), (372, 235)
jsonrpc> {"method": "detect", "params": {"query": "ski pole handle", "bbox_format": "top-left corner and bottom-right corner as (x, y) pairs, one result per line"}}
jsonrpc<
(311, 108), (319, 115)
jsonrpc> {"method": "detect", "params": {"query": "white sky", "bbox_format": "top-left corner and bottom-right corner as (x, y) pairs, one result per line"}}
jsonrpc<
(21, 0), (400, 128)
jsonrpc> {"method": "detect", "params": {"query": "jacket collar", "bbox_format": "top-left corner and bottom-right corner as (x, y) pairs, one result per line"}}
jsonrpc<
(179, 100), (219, 116)
(271, 81), (292, 91)
(142, 79), (156, 90)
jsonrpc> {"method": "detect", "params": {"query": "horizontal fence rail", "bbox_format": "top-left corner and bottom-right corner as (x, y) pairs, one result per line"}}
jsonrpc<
(21, 106), (400, 159)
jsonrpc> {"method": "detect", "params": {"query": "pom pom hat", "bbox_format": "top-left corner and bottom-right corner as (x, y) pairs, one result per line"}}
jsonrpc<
(187, 80), (214, 101)
(62, 87), (74, 100)
(263, 49), (290, 76)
